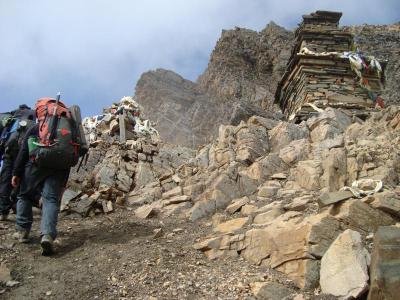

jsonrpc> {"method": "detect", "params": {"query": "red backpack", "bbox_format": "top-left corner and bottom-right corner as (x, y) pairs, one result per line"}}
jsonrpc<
(33, 97), (82, 169)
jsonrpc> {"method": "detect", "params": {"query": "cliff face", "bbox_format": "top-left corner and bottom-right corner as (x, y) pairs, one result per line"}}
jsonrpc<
(135, 22), (400, 148)
(135, 69), (278, 148)
(197, 22), (294, 109)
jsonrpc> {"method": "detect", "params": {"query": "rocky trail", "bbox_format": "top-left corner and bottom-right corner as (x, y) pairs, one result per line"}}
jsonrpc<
(0, 208), (328, 300)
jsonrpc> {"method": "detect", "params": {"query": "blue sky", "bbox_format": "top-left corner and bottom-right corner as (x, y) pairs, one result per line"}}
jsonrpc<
(0, 0), (399, 117)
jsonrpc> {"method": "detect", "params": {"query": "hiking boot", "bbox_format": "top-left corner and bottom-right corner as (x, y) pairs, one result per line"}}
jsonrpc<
(0, 214), (8, 221)
(40, 235), (54, 256)
(12, 230), (30, 243)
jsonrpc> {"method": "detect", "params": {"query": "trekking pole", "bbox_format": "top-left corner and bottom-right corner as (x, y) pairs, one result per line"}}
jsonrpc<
(76, 155), (84, 172)
(76, 152), (89, 173)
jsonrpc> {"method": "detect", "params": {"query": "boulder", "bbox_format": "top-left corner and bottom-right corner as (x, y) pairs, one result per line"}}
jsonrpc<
(213, 217), (250, 233)
(135, 204), (158, 219)
(135, 161), (157, 189)
(276, 259), (320, 290)
(247, 116), (279, 131)
(189, 183), (240, 221)
(95, 165), (116, 187)
(241, 204), (258, 216)
(284, 195), (313, 211)
(250, 281), (293, 300)
(307, 108), (352, 143)
(269, 122), (309, 152)
(279, 139), (310, 165)
(320, 229), (370, 299)
(331, 199), (396, 233)
(239, 153), (288, 187)
(226, 197), (249, 214)
(212, 174), (242, 208)
(368, 226), (400, 300)
(60, 189), (81, 211)
(366, 191), (400, 218)
(318, 190), (353, 207)
(320, 147), (347, 191)
(72, 194), (97, 217)
(162, 186), (183, 199)
(293, 160), (322, 190)
(193, 236), (222, 251)
(256, 201), (284, 214)
(235, 123), (270, 165)
(163, 195), (191, 206)
(242, 228), (274, 265)
(257, 181), (281, 198)
(183, 182), (205, 199)
(242, 213), (341, 288)
(126, 185), (162, 206)
(253, 208), (283, 225)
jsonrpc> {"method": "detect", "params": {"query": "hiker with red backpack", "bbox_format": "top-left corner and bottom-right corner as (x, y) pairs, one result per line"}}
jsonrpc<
(0, 105), (36, 221)
(11, 94), (87, 255)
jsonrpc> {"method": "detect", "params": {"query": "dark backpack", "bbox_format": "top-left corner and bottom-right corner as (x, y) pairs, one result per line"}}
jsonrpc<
(34, 97), (85, 170)
(0, 110), (36, 160)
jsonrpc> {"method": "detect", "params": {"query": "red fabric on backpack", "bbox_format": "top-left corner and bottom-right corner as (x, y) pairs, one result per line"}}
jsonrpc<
(35, 97), (71, 146)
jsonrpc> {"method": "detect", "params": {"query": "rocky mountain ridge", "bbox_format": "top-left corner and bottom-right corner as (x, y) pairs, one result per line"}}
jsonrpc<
(135, 21), (400, 148)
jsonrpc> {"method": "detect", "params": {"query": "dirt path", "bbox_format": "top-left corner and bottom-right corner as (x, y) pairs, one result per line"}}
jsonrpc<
(1, 208), (335, 300)
(1, 208), (282, 300)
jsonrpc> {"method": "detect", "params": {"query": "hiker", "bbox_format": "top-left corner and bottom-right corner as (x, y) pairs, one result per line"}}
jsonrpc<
(0, 105), (36, 221)
(11, 95), (87, 255)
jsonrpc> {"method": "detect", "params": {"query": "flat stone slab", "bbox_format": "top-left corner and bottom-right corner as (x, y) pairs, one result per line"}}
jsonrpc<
(226, 197), (249, 214)
(318, 190), (353, 207)
(251, 281), (293, 300)
(271, 173), (288, 180)
(135, 205), (157, 219)
(213, 217), (249, 233)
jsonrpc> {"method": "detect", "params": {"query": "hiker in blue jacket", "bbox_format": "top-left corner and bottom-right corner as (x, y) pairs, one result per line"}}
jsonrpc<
(0, 105), (35, 221)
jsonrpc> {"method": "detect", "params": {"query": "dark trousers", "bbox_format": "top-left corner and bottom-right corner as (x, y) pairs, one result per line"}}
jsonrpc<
(0, 158), (13, 215)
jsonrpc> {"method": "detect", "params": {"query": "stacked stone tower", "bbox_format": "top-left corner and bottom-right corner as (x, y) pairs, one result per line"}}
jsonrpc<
(275, 11), (385, 122)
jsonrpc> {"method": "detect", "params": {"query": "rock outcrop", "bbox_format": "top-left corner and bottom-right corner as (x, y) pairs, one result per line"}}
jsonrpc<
(121, 105), (400, 292)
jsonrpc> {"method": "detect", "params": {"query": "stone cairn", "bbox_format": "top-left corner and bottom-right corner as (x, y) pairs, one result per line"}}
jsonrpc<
(62, 97), (195, 217)
(275, 11), (385, 122)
